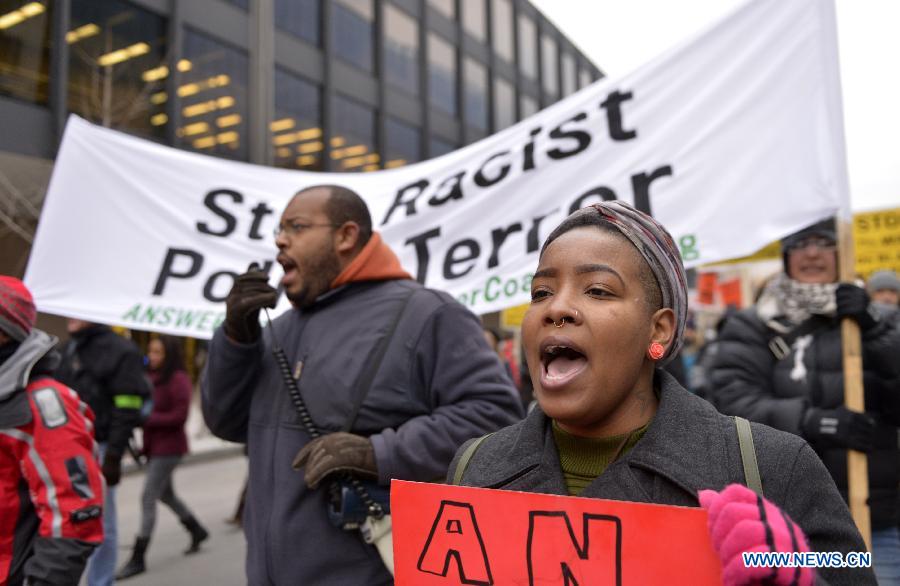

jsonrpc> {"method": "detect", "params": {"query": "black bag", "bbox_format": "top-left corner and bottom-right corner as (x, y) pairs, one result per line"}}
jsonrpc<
(327, 481), (391, 530)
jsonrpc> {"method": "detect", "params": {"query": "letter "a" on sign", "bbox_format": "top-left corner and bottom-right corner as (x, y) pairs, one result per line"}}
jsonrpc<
(417, 500), (493, 585)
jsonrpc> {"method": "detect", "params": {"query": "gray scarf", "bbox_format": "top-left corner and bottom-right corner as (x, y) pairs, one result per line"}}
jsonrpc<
(756, 273), (837, 333)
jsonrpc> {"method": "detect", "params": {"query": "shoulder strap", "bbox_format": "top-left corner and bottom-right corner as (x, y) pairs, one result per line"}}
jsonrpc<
(734, 416), (764, 497)
(342, 286), (417, 432)
(767, 315), (830, 360)
(451, 433), (493, 486)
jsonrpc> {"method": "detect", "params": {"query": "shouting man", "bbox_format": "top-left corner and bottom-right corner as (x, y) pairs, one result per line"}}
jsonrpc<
(202, 184), (523, 585)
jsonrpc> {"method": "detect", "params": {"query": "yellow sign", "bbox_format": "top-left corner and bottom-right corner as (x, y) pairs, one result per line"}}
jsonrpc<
(704, 207), (900, 277)
(707, 240), (782, 266)
(853, 207), (900, 278)
(500, 303), (530, 328)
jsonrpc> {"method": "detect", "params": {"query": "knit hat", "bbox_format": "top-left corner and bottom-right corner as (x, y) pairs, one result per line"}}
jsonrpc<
(781, 219), (837, 250)
(0, 277), (36, 342)
(781, 219), (837, 276)
(541, 201), (688, 366)
(868, 270), (900, 294)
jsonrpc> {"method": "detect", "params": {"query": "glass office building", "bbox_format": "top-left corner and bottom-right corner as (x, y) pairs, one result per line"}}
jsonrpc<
(0, 0), (602, 273)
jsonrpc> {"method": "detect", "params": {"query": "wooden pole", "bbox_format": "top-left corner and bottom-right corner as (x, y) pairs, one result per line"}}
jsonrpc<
(837, 217), (871, 551)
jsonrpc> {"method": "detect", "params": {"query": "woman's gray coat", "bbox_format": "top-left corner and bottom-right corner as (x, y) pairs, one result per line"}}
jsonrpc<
(450, 372), (875, 585)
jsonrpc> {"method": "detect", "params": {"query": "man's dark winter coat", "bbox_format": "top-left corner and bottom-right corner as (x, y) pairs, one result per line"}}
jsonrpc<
(203, 279), (524, 585)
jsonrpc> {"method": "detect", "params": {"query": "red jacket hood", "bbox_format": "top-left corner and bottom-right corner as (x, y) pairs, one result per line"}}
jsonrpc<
(330, 232), (412, 288)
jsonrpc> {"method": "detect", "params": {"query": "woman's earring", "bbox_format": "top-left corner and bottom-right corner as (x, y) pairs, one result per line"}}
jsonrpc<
(647, 342), (665, 360)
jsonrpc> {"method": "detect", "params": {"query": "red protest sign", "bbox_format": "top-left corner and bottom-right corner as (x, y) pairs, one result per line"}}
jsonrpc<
(718, 278), (743, 309)
(392, 480), (722, 585)
(697, 272), (718, 306)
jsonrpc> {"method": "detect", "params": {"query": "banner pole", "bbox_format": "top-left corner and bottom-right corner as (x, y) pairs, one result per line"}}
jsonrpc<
(837, 217), (871, 550)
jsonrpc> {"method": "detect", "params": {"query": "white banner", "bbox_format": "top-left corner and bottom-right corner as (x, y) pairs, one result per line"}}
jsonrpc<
(25, 0), (849, 339)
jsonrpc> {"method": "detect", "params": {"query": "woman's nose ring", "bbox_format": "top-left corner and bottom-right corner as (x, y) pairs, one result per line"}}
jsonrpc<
(553, 310), (578, 328)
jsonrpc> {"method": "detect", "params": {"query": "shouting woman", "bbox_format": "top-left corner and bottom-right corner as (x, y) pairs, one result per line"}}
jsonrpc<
(449, 202), (874, 585)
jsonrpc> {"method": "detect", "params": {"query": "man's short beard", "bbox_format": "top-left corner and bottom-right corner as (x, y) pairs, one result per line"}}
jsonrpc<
(286, 248), (342, 309)
(285, 286), (312, 308)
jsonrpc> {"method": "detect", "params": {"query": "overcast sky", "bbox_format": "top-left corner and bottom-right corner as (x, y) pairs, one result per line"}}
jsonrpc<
(530, 0), (899, 213)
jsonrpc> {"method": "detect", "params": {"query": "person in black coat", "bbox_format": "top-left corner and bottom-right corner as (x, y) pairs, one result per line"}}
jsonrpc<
(709, 220), (900, 584)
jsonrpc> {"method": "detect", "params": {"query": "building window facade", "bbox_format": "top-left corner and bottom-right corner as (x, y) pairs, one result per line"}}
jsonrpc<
(275, 0), (319, 45)
(429, 136), (454, 158)
(272, 68), (322, 170)
(331, 93), (376, 172)
(384, 116), (419, 168)
(462, 0), (485, 43)
(579, 66), (593, 89)
(178, 29), (248, 160)
(426, 0), (455, 21)
(0, 0), (52, 105)
(383, 4), (418, 95)
(519, 94), (538, 119)
(427, 33), (455, 116)
(517, 13), (536, 80)
(0, 0), (601, 174)
(67, 0), (168, 139)
(493, 76), (514, 130)
(223, 0), (249, 10)
(491, 0), (513, 63)
(331, 0), (373, 72)
(463, 57), (487, 131)
(561, 50), (576, 96)
(541, 33), (557, 98)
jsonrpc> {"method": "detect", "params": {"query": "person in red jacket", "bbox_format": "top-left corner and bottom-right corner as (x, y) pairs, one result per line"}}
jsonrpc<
(117, 335), (208, 579)
(0, 276), (104, 585)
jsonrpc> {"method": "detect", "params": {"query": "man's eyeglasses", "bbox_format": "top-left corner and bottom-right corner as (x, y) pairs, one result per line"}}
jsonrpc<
(273, 221), (341, 239)
(785, 236), (836, 253)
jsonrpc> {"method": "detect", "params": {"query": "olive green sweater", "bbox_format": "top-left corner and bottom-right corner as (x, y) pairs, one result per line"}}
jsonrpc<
(552, 420), (650, 495)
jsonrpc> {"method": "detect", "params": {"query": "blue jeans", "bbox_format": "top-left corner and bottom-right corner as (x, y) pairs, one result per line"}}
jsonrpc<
(873, 526), (900, 586)
(86, 444), (117, 586)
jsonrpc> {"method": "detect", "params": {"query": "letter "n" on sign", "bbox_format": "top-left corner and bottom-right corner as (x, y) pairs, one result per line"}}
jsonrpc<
(527, 512), (622, 586)
(417, 501), (493, 585)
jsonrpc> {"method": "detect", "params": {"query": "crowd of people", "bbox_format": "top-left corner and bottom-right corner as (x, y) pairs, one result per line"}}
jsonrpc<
(1, 184), (898, 585)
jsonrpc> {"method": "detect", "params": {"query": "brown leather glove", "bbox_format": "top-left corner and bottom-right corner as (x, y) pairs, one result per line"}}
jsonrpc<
(224, 266), (278, 344)
(102, 452), (122, 487)
(292, 432), (377, 489)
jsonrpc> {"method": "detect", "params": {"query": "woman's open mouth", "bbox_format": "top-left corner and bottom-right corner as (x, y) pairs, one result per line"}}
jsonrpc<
(539, 337), (588, 390)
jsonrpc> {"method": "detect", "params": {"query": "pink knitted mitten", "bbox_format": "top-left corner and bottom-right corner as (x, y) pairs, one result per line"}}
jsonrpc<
(699, 483), (814, 586)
